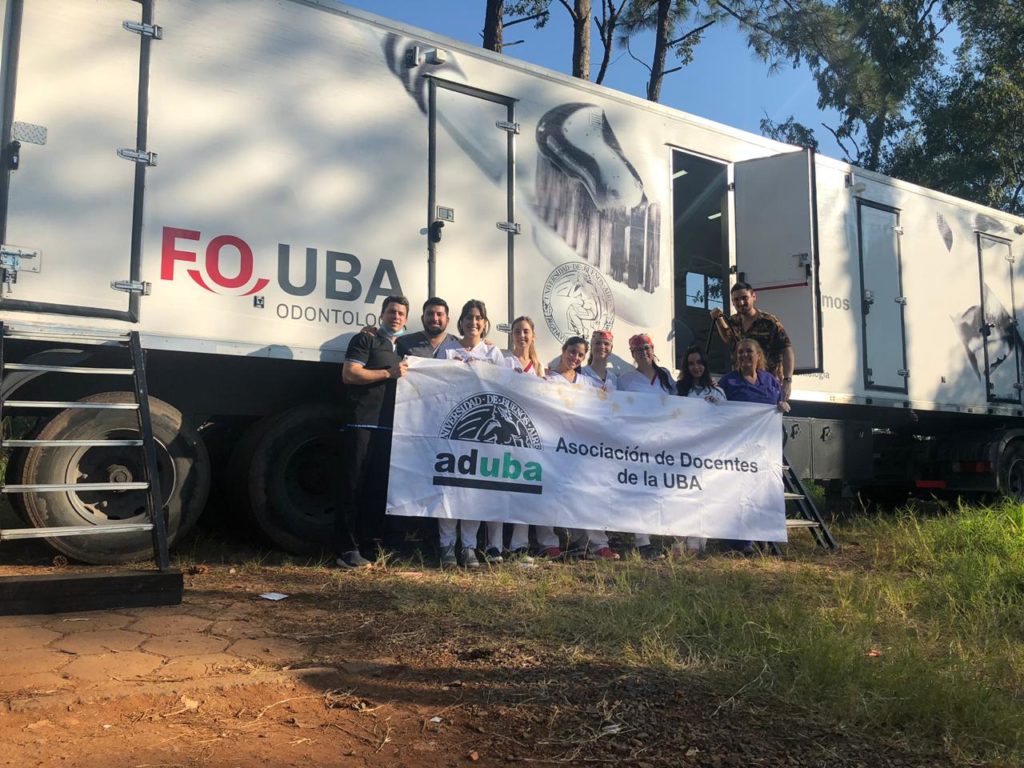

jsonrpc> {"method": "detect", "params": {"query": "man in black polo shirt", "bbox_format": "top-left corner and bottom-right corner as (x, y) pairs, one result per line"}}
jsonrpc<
(335, 295), (410, 568)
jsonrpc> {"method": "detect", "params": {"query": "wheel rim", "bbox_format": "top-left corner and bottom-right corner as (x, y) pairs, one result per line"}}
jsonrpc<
(61, 430), (176, 523)
(278, 434), (338, 524)
(1006, 455), (1024, 502)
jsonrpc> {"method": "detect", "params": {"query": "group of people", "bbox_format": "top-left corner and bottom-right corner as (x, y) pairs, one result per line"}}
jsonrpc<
(335, 281), (793, 569)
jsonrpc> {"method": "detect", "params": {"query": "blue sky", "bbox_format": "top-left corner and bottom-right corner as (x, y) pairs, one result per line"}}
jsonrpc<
(341, 0), (846, 158)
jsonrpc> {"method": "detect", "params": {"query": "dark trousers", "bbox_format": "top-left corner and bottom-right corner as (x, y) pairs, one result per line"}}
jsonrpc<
(334, 427), (392, 556)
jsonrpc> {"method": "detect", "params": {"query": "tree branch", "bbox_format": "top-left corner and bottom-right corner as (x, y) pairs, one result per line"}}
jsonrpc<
(624, 36), (652, 75)
(668, 19), (716, 47)
(821, 122), (857, 164)
(504, 10), (550, 27)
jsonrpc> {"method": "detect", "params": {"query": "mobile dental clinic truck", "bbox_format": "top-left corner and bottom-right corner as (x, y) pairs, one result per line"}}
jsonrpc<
(1, 0), (1022, 562)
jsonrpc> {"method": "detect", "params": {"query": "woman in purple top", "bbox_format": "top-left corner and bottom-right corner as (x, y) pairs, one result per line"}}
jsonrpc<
(719, 339), (791, 413)
(717, 338), (789, 554)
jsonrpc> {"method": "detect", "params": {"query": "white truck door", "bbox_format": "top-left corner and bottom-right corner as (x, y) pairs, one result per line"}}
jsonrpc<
(976, 234), (1021, 403)
(428, 80), (515, 331)
(733, 148), (822, 372)
(0, 0), (152, 320)
(857, 201), (908, 392)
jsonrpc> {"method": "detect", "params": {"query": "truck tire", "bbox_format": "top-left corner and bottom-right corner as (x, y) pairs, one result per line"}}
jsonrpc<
(999, 440), (1024, 503)
(18, 393), (210, 564)
(238, 404), (345, 555)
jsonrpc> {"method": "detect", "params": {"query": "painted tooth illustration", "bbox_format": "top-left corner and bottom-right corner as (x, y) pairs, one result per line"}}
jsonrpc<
(534, 103), (660, 293)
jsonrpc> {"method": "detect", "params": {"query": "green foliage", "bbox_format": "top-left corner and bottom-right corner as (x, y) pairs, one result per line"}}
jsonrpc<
(384, 501), (1024, 765)
(884, 1), (1024, 213)
(720, 0), (948, 171)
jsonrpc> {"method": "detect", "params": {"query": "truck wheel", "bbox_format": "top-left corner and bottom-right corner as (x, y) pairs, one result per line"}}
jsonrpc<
(18, 393), (210, 564)
(999, 441), (1024, 503)
(240, 404), (344, 555)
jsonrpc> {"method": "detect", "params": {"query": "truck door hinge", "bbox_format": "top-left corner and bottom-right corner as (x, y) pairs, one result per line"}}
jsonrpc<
(495, 120), (520, 134)
(892, 225), (904, 235)
(117, 148), (158, 166)
(0, 245), (41, 294)
(496, 221), (521, 234)
(895, 296), (907, 305)
(898, 368), (909, 378)
(111, 279), (151, 296)
(123, 20), (163, 39)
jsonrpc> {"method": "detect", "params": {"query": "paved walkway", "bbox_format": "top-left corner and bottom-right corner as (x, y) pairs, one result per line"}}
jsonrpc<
(0, 594), (316, 710)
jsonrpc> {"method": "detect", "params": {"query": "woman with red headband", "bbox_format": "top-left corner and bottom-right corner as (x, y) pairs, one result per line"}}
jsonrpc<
(615, 333), (675, 558)
(617, 334), (676, 394)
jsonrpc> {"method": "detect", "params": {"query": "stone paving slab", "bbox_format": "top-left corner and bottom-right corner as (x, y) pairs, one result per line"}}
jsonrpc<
(129, 614), (213, 635)
(0, 648), (72, 677)
(141, 631), (230, 657)
(0, 589), (319, 707)
(61, 651), (164, 683)
(52, 630), (147, 655)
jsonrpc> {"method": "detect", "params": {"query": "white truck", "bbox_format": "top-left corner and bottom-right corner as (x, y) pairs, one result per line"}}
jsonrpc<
(1, 0), (1021, 563)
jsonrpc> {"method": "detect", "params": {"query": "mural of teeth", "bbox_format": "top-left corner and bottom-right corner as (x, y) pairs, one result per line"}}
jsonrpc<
(534, 103), (660, 294)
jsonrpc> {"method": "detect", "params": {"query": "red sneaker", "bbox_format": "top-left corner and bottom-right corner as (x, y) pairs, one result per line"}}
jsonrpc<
(592, 546), (620, 560)
(539, 546), (563, 559)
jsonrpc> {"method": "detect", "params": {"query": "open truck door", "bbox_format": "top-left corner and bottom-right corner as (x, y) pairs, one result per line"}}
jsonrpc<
(0, 0), (154, 321)
(733, 148), (822, 372)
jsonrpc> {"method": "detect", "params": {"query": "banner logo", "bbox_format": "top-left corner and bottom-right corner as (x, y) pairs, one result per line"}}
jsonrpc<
(542, 262), (615, 342)
(434, 393), (543, 494)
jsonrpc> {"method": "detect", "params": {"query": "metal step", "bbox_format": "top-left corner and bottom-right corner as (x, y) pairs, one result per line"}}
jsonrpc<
(2, 331), (130, 345)
(3, 400), (139, 410)
(784, 492), (804, 500)
(2, 482), (149, 492)
(0, 523), (154, 541)
(1, 439), (144, 448)
(1, 323), (131, 342)
(786, 519), (821, 529)
(3, 363), (134, 375)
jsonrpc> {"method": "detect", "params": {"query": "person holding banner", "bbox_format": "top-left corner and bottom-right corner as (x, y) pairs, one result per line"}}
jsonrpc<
(677, 345), (726, 404)
(444, 300), (506, 567)
(546, 337), (619, 560)
(396, 297), (464, 360)
(617, 334), (676, 394)
(615, 333), (677, 559)
(717, 338), (790, 555)
(674, 345), (725, 556)
(544, 336), (600, 388)
(504, 316), (545, 378)
(503, 316), (544, 564)
(581, 329), (617, 390)
(720, 339), (791, 413)
(335, 295), (411, 569)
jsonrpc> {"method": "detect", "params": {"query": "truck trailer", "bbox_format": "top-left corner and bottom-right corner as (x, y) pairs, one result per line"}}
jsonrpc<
(1, 0), (1021, 563)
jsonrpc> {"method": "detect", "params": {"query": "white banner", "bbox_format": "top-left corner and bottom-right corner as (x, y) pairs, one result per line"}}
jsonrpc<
(388, 358), (786, 542)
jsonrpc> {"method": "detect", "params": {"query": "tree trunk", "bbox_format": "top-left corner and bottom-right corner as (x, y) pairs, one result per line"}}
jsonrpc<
(646, 0), (672, 101)
(594, 0), (622, 85)
(570, 0), (591, 79)
(483, 0), (504, 52)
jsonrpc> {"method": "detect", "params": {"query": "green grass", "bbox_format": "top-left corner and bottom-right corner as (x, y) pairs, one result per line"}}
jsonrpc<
(377, 500), (1024, 766)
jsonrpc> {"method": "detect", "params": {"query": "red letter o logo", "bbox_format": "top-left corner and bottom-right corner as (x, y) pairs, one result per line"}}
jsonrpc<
(205, 235), (254, 289)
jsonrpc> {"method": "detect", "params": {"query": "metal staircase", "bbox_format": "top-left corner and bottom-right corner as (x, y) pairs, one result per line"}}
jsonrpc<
(780, 454), (837, 551)
(0, 322), (181, 614)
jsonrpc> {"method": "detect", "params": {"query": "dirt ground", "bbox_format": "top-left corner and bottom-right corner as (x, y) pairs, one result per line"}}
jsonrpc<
(0, 532), (949, 768)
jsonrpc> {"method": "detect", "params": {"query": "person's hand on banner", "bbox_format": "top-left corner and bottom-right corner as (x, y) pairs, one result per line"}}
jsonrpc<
(389, 360), (409, 379)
